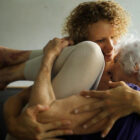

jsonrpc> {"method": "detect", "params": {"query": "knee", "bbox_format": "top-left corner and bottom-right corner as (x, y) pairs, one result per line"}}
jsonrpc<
(75, 41), (104, 63)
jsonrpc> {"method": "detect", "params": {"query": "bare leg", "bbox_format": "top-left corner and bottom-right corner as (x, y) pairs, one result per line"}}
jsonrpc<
(0, 63), (25, 89)
(0, 46), (43, 89)
(0, 46), (31, 68)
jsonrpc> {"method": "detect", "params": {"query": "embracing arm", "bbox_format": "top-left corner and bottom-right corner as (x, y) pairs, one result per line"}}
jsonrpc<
(37, 94), (107, 135)
(3, 87), (42, 139)
(4, 87), (73, 140)
(4, 87), (31, 120)
(72, 81), (140, 137)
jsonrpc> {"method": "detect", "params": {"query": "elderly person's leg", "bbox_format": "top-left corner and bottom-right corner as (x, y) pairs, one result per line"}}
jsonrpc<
(0, 47), (44, 89)
(0, 41), (104, 95)
(0, 46), (43, 68)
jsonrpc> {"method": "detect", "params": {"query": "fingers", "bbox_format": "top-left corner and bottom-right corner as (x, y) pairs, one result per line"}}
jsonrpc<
(32, 104), (49, 114)
(40, 129), (73, 140)
(44, 37), (69, 54)
(43, 120), (72, 131)
(101, 114), (119, 138)
(80, 90), (110, 99)
(82, 111), (109, 129)
(73, 101), (104, 114)
(25, 104), (49, 119)
(61, 37), (74, 46)
(46, 138), (65, 140)
(31, 120), (73, 140)
(108, 81), (126, 88)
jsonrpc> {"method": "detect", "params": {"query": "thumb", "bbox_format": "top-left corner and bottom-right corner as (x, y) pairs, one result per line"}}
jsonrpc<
(29, 104), (49, 116)
(108, 81), (124, 88)
(35, 104), (49, 113)
(62, 37), (74, 46)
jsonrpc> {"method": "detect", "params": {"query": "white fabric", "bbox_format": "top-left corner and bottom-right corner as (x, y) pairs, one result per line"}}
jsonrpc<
(29, 49), (43, 59)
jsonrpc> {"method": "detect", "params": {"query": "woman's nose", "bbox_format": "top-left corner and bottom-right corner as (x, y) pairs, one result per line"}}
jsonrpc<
(106, 39), (114, 52)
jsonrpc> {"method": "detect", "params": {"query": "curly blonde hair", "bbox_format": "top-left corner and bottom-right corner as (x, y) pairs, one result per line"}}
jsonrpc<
(62, 0), (130, 43)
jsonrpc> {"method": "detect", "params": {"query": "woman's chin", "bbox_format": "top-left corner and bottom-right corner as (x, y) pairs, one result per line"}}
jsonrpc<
(105, 56), (113, 62)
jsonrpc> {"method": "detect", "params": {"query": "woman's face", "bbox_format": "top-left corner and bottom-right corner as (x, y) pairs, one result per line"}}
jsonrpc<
(87, 20), (118, 62)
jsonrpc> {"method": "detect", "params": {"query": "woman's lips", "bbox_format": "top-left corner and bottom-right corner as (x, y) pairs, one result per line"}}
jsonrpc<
(105, 53), (112, 57)
(104, 54), (113, 61)
(105, 54), (112, 57)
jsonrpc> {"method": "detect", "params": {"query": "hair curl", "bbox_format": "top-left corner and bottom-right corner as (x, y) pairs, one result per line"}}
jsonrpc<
(62, 0), (130, 43)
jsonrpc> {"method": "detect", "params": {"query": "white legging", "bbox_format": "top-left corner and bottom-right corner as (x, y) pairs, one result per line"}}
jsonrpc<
(6, 41), (105, 140)
(24, 41), (105, 99)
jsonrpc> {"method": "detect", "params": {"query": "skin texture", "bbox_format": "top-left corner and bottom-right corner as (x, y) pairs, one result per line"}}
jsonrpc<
(0, 46), (31, 68)
(87, 20), (117, 63)
(5, 38), (75, 140)
(0, 46), (31, 89)
(34, 21), (140, 137)
(27, 38), (106, 135)
(76, 81), (140, 137)
(4, 20), (140, 139)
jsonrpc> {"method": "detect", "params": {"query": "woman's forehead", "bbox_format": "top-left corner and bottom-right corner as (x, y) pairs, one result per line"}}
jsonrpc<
(87, 20), (117, 40)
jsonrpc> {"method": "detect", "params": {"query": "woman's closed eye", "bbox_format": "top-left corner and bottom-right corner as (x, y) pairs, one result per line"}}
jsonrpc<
(96, 39), (105, 43)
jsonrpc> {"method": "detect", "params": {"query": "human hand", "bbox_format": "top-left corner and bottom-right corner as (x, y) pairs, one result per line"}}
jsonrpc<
(62, 36), (74, 45)
(10, 104), (73, 140)
(73, 81), (137, 138)
(43, 37), (73, 57)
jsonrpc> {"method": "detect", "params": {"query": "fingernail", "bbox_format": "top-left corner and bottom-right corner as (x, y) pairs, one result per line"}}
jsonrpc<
(83, 125), (87, 129)
(74, 109), (79, 114)
(85, 95), (91, 98)
(101, 134), (105, 138)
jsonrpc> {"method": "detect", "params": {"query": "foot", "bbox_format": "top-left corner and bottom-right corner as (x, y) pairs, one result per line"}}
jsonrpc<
(0, 46), (30, 68)
(0, 63), (25, 90)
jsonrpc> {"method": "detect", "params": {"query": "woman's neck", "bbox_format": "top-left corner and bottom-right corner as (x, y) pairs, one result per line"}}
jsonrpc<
(105, 61), (113, 71)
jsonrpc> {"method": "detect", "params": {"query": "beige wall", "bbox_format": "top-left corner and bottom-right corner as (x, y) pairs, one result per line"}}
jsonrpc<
(0, 0), (139, 86)
(1, 0), (140, 50)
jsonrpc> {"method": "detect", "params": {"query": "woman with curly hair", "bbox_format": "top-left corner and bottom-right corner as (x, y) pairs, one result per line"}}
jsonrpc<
(2, 0), (140, 140)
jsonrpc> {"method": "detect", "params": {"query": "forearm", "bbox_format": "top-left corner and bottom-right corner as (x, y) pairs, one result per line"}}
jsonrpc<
(28, 55), (55, 107)
(3, 87), (31, 132)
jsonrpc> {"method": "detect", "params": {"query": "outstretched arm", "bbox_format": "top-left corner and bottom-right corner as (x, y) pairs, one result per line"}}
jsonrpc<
(73, 81), (140, 137)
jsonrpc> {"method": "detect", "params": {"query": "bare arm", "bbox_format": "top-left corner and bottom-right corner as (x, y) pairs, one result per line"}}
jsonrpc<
(4, 87), (74, 140)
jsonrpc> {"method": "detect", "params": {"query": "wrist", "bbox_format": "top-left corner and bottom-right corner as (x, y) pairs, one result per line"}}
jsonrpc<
(41, 55), (54, 71)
